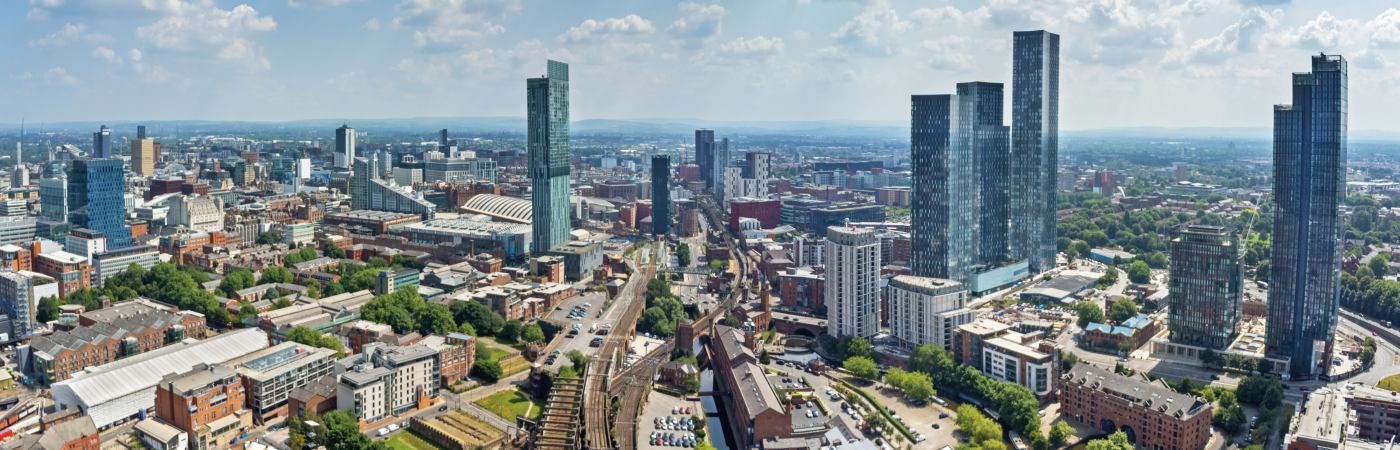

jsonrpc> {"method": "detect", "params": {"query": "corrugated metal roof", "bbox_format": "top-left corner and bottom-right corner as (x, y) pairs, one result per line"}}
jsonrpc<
(52, 328), (269, 409)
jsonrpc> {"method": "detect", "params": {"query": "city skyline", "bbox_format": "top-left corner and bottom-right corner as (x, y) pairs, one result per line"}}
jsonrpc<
(7, 1), (1400, 133)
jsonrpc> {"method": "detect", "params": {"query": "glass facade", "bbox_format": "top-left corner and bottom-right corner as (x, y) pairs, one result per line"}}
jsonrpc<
(67, 159), (132, 249)
(1009, 30), (1060, 274)
(527, 60), (572, 254)
(1168, 225), (1243, 350)
(1267, 54), (1347, 378)
(651, 155), (671, 236)
(695, 129), (714, 191)
(910, 82), (1008, 283)
(92, 125), (111, 159)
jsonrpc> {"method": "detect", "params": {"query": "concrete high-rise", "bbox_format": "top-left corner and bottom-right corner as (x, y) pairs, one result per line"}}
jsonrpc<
(1168, 225), (1243, 350)
(651, 155), (671, 237)
(92, 125), (112, 159)
(335, 124), (356, 170)
(1009, 30), (1060, 274)
(909, 82), (1009, 283)
(131, 138), (156, 177)
(742, 151), (770, 181)
(695, 130), (715, 190)
(67, 159), (132, 249)
(1267, 54), (1348, 378)
(713, 137), (729, 198)
(825, 225), (880, 339)
(527, 60), (572, 254)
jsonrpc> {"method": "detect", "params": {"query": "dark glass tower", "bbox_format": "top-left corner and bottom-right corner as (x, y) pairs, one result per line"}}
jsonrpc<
(651, 155), (671, 236)
(67, 159), (131, 249)
(910, 82), (1008, 283)
(695, 129), (714, 190)
(527, 60), (572, 254)
(1168, 225), (1243, 350)
(1267, 54), (1347, 378)
(92, 125), (112, 159)
(1009, 30), (1059, 274)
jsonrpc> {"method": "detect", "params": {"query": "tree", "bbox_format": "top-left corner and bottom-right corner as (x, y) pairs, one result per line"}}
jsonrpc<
(499, 320), (523, 342)
(36, 296), (60, 323)
(843, 356), (879, 381)
(238, 302), (259, 322)
(1049, 420), (1074, 447)
(259, 266), (293, 284)
(1095, 267), (1118, 288)
(256, 231), (282, 245)
(1213, 403), (1246, 434)
(451, 300), (504, 336)
(1073, 301), (1106, 327)
(844, 336), (875, 360)
(521, 323), (546, 344)
(414, 304), (457, 335)
(1108, 297), (1139, 323)
(1126, 260), (1152, 284)
(472, 359), (503, 383)
(218, 269), (256, 297)
(675, 243), (691, 267)
(321, 410), (388, 450)
(1363, 337), (1378, 366)
(758, 349), (771, 364)
(955, 404), (1003, 448)
(1085, 431), (1133, 450)
(1060, 351), (1080, 372)
(286, 326), (345, 357)
(1372, 254), (1391, 277)
(567, 349), (590, 372)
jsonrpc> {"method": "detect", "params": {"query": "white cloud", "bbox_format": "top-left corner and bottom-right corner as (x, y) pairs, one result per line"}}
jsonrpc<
(1165, 8), (1280, 65)
(668, 2), (725, 44)
(1366, 9), (1400, 48)
(44, 67), (79, 86)
(919, 37), (972, 70)
(717, 36), (785, 58)
(288, 0), (352, 7)
(129, 48), (143, 62)
(92, 46), (122, 64)
(909, 5), (989, 27)
(560, 15), (655, 43)
(831, 0), (908, 57)
(392, 0), (520, 49)
(136, 2), (277, 71)
(9, 72), (35, 82)
(1271, 11), (1353, 50)
(365, 17), (381, 31)
(29, 22), (111, 47)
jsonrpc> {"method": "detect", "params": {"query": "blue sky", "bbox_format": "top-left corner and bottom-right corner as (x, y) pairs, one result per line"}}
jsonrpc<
(5, 0), (1400, 131)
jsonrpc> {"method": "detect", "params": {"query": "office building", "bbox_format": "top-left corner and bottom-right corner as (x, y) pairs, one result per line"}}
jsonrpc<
(953, 318), (1057, 398)
(131, 138), (156, 177)
(910, 82), (1009, 283)
(40, 177), (67, 222)
(1168, 225), (1243, 350)
(1060, 364), (1213, 450)
(67, 159), (132, 249)
(824, 225), (880, 339)
(228, 342), (336, 421)
(0, 271), (57, 337)
(1267, 54), (1347, 378)
(402, 219), (532, 260)
(91, 244), (159, 286)
(0, 244), (30, 272)
(651, 155), (671, 236)
(33, 251), (89, 298)
(154, 364), (254, 450)
(351, 157), (436, 219)
(168, 195), (224, 232)
(527, 60), (572, 254)
(1009, 30), (1060, 274)
(887, 275), (972, 351)
(334, 124), (355, 170)
(92, 125), (111, 159)
(336, 343), (440, 423)
(0, 217), (37, 245)
(423, 158), (497, 184)
(695, 129), (715, 191)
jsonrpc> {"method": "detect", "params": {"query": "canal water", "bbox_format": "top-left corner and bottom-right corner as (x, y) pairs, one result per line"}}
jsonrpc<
(699, 370), (735, 450)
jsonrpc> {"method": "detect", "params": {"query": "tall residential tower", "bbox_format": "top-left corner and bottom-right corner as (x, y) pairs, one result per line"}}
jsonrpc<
(651, 155), (671, 237)
(1009, 30), (1060, 274)
(335, 124), (356, 170)
(825, 225), (881, 339)
(527, 60), (572, 254)
(1267, 54), (1347, 378)
(1168, 225), (1243, 350)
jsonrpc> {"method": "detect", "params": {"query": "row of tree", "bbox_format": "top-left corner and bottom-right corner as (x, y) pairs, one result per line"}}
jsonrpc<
(638, 277), (691, 337)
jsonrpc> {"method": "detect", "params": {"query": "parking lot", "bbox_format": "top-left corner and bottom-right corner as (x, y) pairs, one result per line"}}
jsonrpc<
(539, 290), (611, 371)
(638, 391), (703, 450)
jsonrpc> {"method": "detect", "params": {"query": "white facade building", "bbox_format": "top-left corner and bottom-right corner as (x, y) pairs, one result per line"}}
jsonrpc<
(824, 225), (880, 339)
(168, 195), (225, 232)
(335, 343), (439, 423)
(887, 275), (972, 351)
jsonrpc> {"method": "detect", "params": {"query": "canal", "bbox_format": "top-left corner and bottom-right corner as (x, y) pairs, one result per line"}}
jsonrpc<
(699, 370), (735, 450)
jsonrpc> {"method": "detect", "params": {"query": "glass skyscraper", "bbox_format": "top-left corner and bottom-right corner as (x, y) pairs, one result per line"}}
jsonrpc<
(910, 82), (1008, 283)
(67, 159), (132, 249)
(695, 129), (714, 191)
(651, 155), (671, 236)
(92, 125), (112, 159)
(1009, 30), (1059, 274)
(527, 60), (572, 254)
(1267, 54), (1347, 378)
(1168, 225), (1243, 350)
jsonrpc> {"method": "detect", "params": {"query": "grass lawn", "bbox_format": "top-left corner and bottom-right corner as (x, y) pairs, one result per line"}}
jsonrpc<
(386, 431), (446, 450)
(474, 388), (543, 421)
(1381, 373), (1400, 392)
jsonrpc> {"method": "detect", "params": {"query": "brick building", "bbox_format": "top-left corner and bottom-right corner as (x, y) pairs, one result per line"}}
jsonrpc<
(1060, 364), (1212, 450)
(33, 251), (90, 298)
(154, 364), (255, 450)
(19, 303), (207, 385)
(778, 267), (824, 314)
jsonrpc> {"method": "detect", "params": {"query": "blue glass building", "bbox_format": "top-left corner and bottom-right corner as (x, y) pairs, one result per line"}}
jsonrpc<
(1267, 54), (1347, 378)
(92, 125), (112, 159)
(1009, 30), (1059, 274)
(67, 159), (132, 249)
(527, 60), (572, 254)
(651, 155), (671, 236)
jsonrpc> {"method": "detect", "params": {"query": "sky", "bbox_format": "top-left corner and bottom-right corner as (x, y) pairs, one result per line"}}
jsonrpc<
(5, 0), (1400, 132)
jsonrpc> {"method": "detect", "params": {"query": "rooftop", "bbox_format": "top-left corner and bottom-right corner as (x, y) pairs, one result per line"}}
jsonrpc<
(159, 364), (238, 396)
(1063, 364), (1208, 420)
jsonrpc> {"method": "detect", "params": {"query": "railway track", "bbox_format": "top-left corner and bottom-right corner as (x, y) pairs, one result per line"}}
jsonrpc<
(583, 242), (660, 450)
